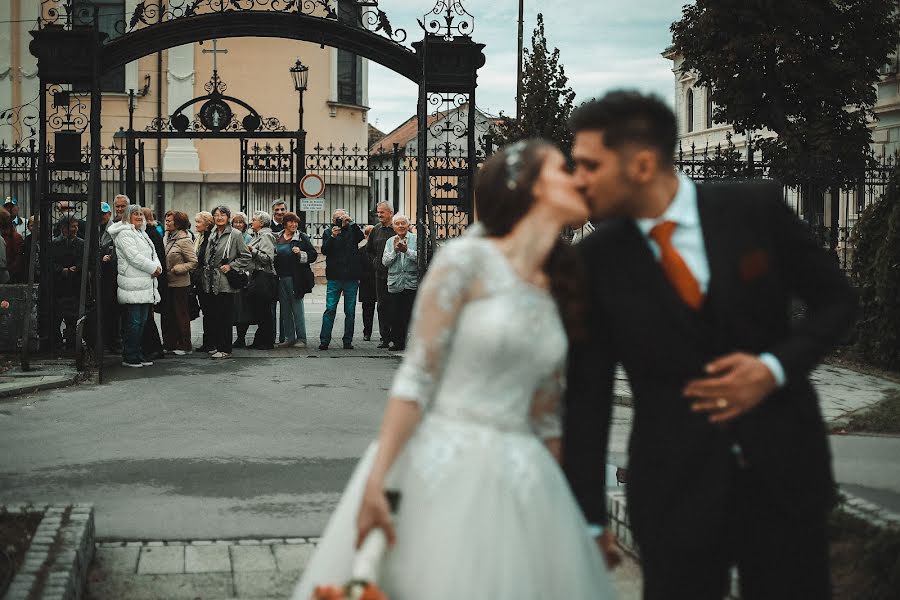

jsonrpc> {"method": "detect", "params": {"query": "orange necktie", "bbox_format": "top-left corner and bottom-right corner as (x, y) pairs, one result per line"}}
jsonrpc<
(649, 221), (704, 310)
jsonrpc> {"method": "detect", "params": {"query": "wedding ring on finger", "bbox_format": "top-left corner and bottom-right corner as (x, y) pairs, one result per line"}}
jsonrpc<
(716, 398), (728, 409)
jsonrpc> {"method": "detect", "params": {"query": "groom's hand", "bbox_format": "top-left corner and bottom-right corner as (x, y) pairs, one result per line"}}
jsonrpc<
(684, 352), (777, 424)
(596, 531), (622, 569)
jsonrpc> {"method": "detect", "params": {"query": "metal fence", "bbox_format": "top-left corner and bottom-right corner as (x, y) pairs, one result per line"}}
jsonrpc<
(672, 142), (898, 270)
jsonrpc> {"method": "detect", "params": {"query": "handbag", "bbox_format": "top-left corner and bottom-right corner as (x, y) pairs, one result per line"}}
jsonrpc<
(247, 270), (278, 300)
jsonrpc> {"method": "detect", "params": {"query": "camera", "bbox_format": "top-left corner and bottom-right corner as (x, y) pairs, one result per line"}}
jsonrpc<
(333, 218), (346, 228)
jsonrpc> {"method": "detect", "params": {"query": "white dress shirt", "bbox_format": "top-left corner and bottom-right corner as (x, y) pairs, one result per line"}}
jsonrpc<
(634, 172), (786, 387)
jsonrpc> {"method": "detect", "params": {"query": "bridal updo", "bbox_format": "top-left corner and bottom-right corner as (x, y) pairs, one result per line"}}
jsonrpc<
(474, 139), (586, 342)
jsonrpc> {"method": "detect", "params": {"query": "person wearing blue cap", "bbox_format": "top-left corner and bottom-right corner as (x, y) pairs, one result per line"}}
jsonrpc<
(4, 197), (26, 237)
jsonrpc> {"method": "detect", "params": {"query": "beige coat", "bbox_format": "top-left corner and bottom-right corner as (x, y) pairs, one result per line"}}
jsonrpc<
(164, 230), (198, 288)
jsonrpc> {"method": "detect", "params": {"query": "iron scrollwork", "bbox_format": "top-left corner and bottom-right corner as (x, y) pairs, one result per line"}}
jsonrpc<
(0, 94), (41, 145)
(40, 0), (408, 46)
(419, 0), (475, 40)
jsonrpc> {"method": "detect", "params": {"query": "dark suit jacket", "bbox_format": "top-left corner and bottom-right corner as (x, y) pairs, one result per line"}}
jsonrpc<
(563, 180), (857, 539)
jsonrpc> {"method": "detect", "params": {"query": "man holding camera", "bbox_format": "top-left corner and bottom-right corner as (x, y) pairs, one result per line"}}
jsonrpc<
(319, 209), (365, 350)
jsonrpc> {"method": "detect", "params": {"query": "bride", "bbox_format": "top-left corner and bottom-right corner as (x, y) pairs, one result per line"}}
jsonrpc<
(293, 140), (616, 599)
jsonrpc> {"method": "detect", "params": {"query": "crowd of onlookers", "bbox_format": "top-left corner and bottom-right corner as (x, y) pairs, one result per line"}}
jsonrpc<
(0, 194), (419, 366)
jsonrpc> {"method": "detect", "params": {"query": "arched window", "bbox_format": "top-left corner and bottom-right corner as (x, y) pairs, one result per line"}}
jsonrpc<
(706, 89), (714, 129)
(686, 88), (695, 133)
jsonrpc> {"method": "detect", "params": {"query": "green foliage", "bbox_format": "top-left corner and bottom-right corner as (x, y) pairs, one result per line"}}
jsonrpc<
(671, 0), (900, 188)
(852, 163), (900, 369)
(494, 14), (576, 152)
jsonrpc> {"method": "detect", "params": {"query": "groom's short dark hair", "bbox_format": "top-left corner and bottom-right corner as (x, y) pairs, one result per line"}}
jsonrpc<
(570, 91), (677, 166)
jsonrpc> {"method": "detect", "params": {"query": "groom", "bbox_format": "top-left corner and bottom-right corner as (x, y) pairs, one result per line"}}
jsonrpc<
(563, 91), (856, 599)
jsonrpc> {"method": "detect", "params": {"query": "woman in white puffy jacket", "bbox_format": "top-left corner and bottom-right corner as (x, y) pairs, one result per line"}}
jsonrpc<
(108, 204), (162, 368)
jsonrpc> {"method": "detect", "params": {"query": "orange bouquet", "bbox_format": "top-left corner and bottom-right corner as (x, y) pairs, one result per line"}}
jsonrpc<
(312, 580), (388, 600)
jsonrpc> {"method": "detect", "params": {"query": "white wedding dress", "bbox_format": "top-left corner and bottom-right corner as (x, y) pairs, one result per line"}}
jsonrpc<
(293, 229), (614, 600)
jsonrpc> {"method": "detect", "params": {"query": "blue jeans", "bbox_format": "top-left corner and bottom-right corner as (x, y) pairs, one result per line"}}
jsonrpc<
(320, 279), (359, 345)
(123, 304), (150, 364)
(278, 276), (307, 343)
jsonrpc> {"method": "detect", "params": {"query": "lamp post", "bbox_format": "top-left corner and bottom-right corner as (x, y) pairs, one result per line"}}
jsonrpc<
(290, 59), (309, 227)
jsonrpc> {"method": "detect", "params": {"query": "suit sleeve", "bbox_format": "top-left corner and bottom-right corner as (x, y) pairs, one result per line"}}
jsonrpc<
(563, 243), (617, 526)
(762, 185), (858, 383)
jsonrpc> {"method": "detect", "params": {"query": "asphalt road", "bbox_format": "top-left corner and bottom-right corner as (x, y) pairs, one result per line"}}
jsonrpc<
(1, 295), (897, 540)
(0, 346), (397, 540)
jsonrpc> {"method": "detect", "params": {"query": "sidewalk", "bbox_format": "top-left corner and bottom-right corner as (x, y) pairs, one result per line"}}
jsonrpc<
(0, 360), (80, 399)
(87, 537), (644, 600)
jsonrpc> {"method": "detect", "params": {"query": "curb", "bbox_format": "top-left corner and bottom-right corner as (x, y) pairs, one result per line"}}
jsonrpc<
(0, 375), (80, 400)
(2, 503), (95, 600)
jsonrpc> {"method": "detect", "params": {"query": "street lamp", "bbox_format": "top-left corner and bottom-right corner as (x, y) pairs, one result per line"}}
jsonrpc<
(289, 59), (309, 225)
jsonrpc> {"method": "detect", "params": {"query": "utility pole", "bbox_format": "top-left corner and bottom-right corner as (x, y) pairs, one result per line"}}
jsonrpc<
(516, 0), (524, 120)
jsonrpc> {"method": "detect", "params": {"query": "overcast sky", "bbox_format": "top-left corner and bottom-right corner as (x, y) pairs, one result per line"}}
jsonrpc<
(368, 0), (688, 134)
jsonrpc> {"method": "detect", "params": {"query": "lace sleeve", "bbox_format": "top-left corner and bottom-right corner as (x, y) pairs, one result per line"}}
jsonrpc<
(530, 367), (564, 440)
(388, 240), (477, 409)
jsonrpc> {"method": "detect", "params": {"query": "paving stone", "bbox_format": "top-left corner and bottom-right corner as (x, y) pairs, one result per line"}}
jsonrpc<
(93, 547), (140, 574)
(88, 572), (234, 600)
(273, 543), (315, 572)
(146, 541), (165, 547)
(185, 544), (231, 573)
(285, 538), (307, 544)
(190, 539), (214, 546)
(233, 570), (301, 598)
(230, 545), (277, 572)
(136, 545), (184, 575)
(237, 539), (262, 545)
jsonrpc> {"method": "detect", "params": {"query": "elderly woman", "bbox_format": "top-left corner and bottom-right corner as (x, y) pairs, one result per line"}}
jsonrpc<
(231, 212), (253, 244)
(107, 204), (162, 368)
(193, 211), (215, 352)
(162, 210), (198, 355)
(245, 210), (277, 349)
(201, 205), (251, 359)
(231, 211), (254, 348)
(381, 213), (417, 351)
(141, 207), (166, 361)
(274, 211), (317, 348)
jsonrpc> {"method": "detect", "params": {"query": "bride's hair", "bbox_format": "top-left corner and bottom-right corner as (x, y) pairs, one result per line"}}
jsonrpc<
(475, 139), (586, 342)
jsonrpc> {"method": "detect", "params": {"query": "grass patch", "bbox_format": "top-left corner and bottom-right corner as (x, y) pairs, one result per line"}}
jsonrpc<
(839, 390), (900, 434)
(830, 509), (900, 600)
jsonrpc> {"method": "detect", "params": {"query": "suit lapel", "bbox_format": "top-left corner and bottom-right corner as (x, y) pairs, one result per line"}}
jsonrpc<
(696, 184), (735, 317)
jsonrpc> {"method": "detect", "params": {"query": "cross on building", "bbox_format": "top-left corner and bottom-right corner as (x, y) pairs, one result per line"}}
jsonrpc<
(201, 39), (228, 73)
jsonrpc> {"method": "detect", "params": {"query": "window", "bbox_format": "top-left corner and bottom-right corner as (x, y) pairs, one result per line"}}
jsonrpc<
(73, 0), (126, 93)
(706, 89), (714, 129)
(337, 50), (363, 105)
(686, 88), (694, 133)
(336, 0), (363, 106)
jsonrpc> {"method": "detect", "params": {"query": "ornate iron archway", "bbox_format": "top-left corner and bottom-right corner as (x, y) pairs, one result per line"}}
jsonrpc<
(9, 0), (485, 375)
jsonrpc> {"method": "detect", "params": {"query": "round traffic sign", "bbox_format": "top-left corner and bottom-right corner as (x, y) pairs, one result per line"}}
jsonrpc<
(300, 173), (325, 198)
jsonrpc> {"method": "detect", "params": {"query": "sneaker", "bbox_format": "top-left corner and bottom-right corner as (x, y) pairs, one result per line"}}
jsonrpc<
(318, 343), (329, 351)
(121, 360), (143, 368)
(377, 341), (390, 349)
(173, 349), (189, 356)
(363, 335), (371, 341)
(295, 341), (308, 349)
(343, 343), (354, 350)
(207, 349), (218, 355)
(210, 352), (232, 359)
(141, 360), (154, 366)
(277, 340), (297, 348)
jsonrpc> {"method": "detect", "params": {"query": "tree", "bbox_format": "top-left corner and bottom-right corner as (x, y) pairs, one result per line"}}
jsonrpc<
(852, 163), (900, 370)
(494, 14), (576, 153)
(671, 0), (900, 189)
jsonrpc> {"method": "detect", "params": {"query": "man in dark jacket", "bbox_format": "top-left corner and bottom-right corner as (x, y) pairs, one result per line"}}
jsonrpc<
(365, 201), (396, 348)
(50, 215), (85, 349)
(318, 209), (365, 350)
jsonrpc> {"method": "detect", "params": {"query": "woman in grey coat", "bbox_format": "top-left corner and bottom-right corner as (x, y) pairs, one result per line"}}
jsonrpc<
(202, 205), (251, 359)
(246, 210), (277, 349)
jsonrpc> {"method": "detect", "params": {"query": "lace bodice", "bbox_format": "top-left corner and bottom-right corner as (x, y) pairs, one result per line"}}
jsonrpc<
(389, 233), (567, 438)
